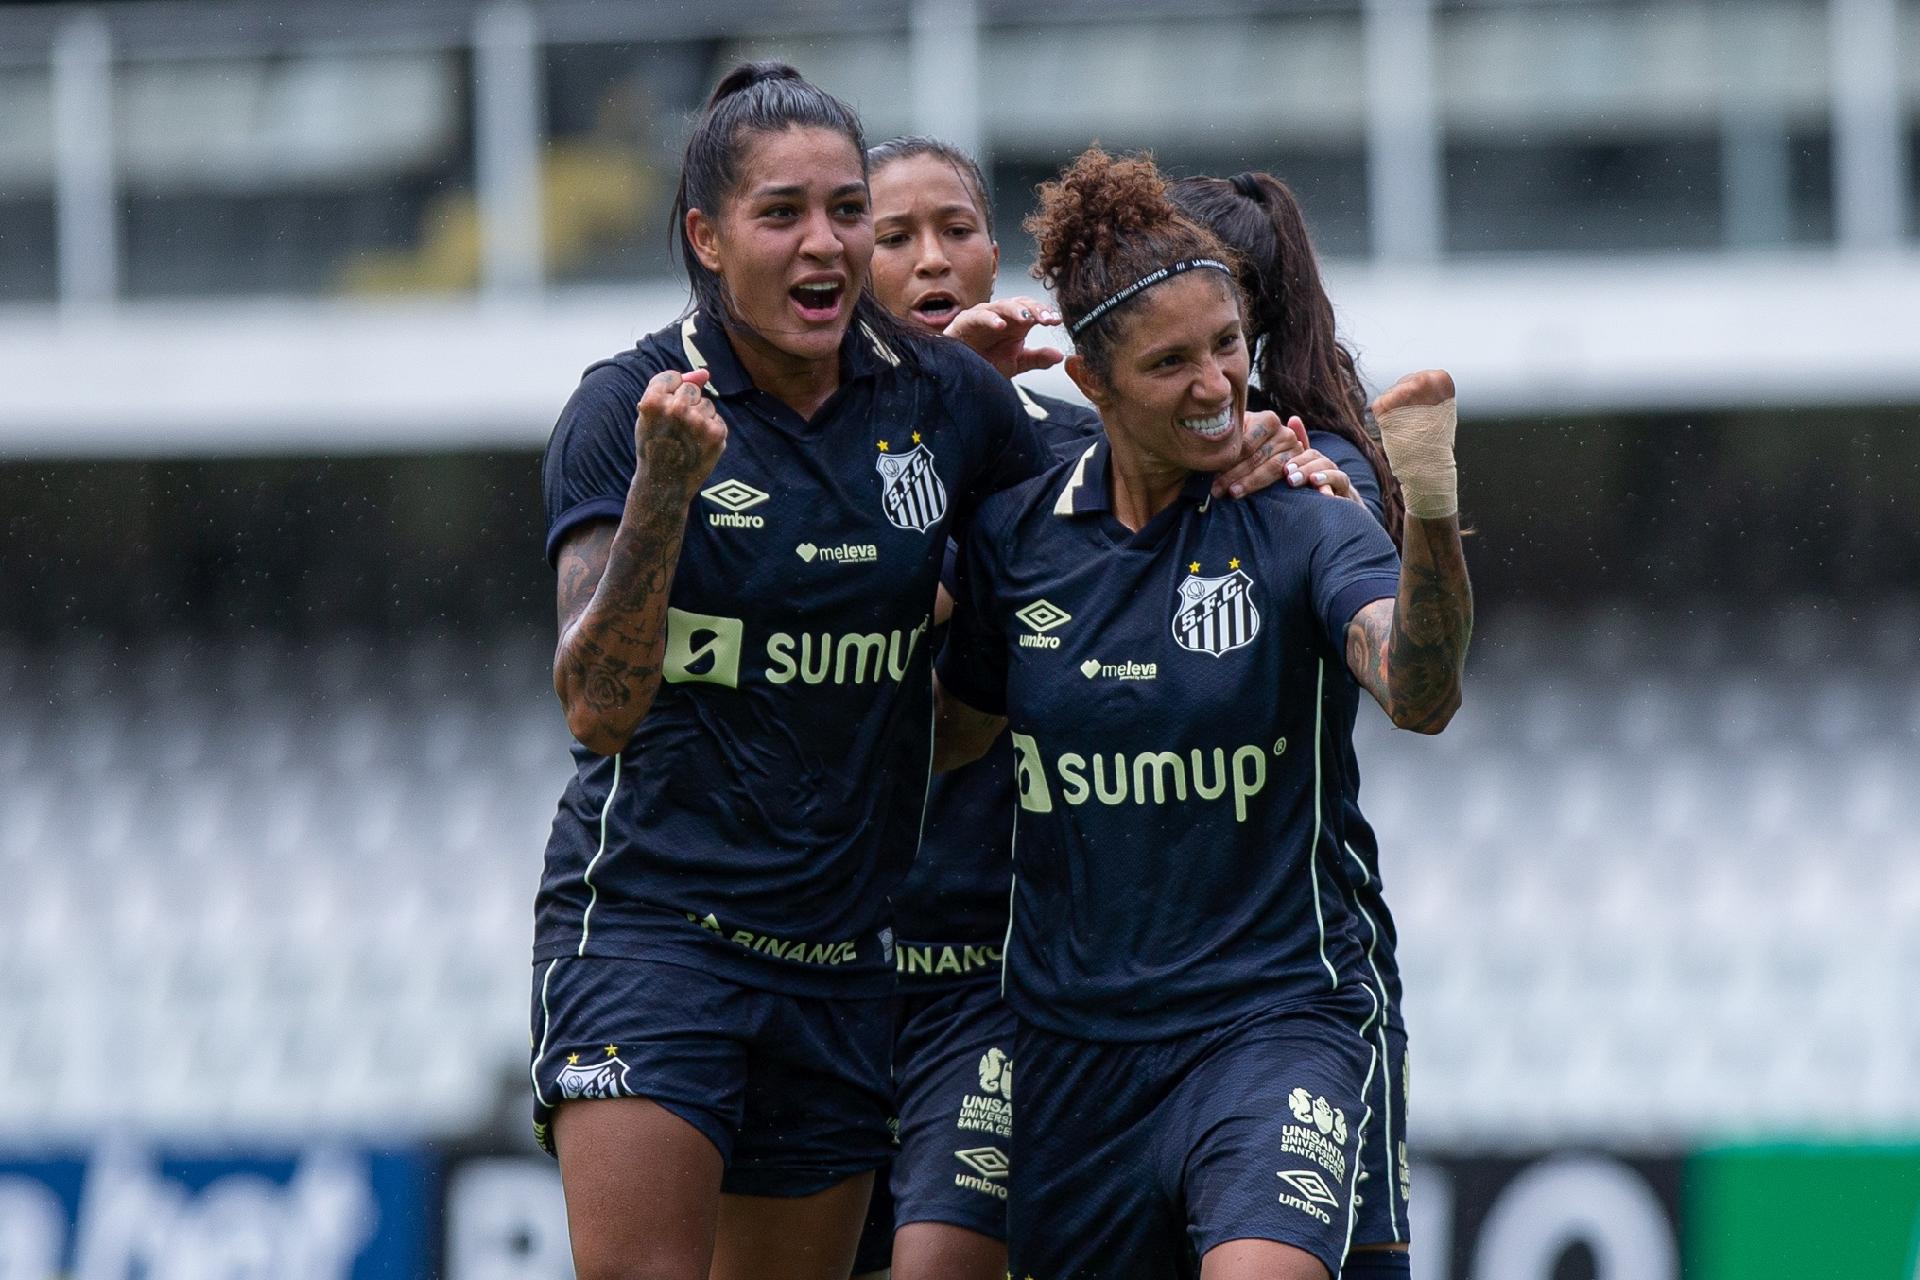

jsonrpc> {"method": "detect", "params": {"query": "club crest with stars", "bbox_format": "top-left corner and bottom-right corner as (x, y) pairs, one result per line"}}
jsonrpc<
(1172, 557), (1261, 657)
(556, 1044), (632, 1101)
(875, 433), (947, 533)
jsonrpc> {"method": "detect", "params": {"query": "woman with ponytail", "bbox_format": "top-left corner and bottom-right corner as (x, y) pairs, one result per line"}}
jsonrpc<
(934, 147), (1472, 1280)
(531, 63), (1062, 1279)
(1170, 170), (1418, 1277)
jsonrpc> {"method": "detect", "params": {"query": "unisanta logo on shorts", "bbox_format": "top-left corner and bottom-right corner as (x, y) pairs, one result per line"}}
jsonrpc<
(1009, 731), (1283, 823)
(1014, 598), (1071, 648)
(1289, 1087), (1349, 1144)
(701, 478), (770, 527)
(977, 1048), (1013, 1101)
(662, 608), (926, 688)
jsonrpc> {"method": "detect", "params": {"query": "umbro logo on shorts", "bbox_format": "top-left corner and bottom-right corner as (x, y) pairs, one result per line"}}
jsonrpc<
(1276, 1168), (1340, 1208)
(955, 1147), (1009, 1179)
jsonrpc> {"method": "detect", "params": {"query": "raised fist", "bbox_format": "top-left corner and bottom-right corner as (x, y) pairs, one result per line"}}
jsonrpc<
(635, 368), (728, 498)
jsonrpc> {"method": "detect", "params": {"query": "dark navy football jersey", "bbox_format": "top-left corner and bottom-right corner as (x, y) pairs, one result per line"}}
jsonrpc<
(1248, 387), (1405, 1029)
(938, 437), (1402, 1039)
(536, 313), (1045, 995)
(893, 386), (1102, 987)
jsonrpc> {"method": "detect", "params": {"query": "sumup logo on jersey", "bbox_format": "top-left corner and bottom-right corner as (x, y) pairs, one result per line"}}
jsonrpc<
(875, 440), (947, 532)
(1172, 565), (1260, 656)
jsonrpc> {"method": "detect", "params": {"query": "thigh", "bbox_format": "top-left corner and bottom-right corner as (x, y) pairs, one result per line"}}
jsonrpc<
(1351, 1024), (1411, 1249)
(728, 987), (894, 1197)
(1008, 1024), (1186, 1280)
(891, 1221), (1006, 1280)
(712, 1171), (876, 1280)
(554, 1096), (725, 1280)
(1172, 1009), (1376, 1277)
(850, 1159), (897, 1277)
(891, 983), (1016, 1242)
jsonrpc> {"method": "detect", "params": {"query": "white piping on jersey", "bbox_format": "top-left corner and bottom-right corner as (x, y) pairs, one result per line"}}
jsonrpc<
(1052, 441), (1101, 516)
(679, 314), (717, 397)
(577, 754), (622, 955)
(1345, 841), (1403, 1242)
(1341, 1025), (1382, 1261)
(858, 320), (902, 367)
(1309, 658), (1338, 988)
(1013, 383), (1050, 421)
(530, 957), (559, 1108)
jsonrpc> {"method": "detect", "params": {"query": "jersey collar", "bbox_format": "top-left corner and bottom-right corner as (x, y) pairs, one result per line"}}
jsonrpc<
(1052, 437), (1215, 518)
(680, 311), (901, 400)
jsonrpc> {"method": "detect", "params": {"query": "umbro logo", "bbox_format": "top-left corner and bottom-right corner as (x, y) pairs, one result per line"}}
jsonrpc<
(1015, 599), (1071, 632)
(955, 1147), (1009, 1179)
(701, 479), (769, 528)
(1276, 1169), (1340, 1207)
(1015, 599), (1071, 649)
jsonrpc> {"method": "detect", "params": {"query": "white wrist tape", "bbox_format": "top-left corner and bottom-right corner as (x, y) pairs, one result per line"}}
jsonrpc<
(1377, 397), (1458, 519)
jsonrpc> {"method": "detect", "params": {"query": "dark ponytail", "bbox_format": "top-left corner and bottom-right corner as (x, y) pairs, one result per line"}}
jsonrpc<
(670, 61), (919, 358)
(1169, 172), (1406, 549)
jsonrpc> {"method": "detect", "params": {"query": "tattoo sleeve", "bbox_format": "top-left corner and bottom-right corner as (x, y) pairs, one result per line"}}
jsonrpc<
(1345, 515), (1473, 733)
(551, 438), (704, 755)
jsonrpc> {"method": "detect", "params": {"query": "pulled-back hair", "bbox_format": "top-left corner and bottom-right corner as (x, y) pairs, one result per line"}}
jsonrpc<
(1170, 172), (1406, 547)
(671, 61), (915, 356)
(1024, 147), (1239, 379)
(867, 135), (995, 238)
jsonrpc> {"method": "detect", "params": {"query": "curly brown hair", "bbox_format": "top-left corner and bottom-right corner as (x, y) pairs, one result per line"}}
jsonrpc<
(1024, 146), (1240, 378)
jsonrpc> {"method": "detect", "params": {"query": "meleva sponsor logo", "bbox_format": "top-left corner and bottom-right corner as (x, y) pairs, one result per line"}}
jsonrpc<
(662, 609), (928, 689)
(1015, 598), (1071, 649)
(796, 540), (879, 564)
(1079, 658), (1157, 681)
(1009, 732), (1288, 823)
(700, 478), (770, 527)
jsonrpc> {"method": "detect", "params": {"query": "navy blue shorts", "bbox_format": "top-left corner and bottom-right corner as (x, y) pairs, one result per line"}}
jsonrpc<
(1008, 1000), (1376, 1279)
(853, 978), (1017, 1271)
(1353, 1023), (1411, 1247)
(529, 955), (892, 1197)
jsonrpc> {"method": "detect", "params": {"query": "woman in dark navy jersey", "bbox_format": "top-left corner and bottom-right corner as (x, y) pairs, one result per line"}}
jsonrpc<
(1172, 172), (1419, 1278)
(852, 138), (1362, 1280)
(532, 64), (1059, 1280)
(934, 148), (1472, 1280)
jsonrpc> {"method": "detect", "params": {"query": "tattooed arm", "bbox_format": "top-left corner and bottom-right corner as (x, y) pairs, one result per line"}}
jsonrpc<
(553, 369), (727, 756)
(1344, 369), (1472, 733)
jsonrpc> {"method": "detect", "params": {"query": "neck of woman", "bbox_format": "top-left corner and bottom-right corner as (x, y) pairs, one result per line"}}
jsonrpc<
(1105, 436), (1190, 533)
(731, 325), (842, 420)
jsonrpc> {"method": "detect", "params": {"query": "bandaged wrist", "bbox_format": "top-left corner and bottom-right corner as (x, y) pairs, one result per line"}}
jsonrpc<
(1377, 397), (1458, 519)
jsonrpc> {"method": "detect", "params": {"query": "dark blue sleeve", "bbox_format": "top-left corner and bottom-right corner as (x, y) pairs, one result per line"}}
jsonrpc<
(1309, 501), (1402, 653)
(935, 511), (1010, 717)
(1309, 427), (1386, 529)
(950, 353), (1051, 530)
(539, 359), (655, 566)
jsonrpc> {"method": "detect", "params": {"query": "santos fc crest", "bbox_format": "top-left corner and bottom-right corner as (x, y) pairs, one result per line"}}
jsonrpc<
(1172, 567), (1260, 656)
(557, 1050), (632, 1101)
(876, 442), (948, 532)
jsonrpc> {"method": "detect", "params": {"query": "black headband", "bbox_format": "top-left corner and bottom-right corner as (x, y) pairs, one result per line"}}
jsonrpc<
(1067, 258), (1235, 338)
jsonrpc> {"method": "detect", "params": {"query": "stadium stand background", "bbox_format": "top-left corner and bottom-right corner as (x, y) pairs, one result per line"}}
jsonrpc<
(1, 1), (1918, 1276)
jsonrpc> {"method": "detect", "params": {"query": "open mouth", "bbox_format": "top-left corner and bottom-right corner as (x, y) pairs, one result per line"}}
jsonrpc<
(909, 291), (960, 328)
(789, 280), (846, 322)
(1179, 407), (1236, 441)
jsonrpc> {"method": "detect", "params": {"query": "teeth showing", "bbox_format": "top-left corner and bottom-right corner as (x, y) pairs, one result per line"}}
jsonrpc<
(794, 282), (839, 301)
(1180, 408), (1235, 439)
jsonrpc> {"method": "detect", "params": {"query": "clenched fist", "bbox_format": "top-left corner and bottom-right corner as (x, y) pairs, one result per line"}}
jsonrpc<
(635, 368), (728, 500)
(1371, 368), (1458, 520)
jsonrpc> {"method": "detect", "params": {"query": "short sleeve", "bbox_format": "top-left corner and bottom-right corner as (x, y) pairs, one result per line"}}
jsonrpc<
(949, 354), (1051, 531)
(935, 515), (1010, 718)
(1309, 501), (1402, 653)
(539, 359), (656, 566)
(1310, 427), (1386, 529)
